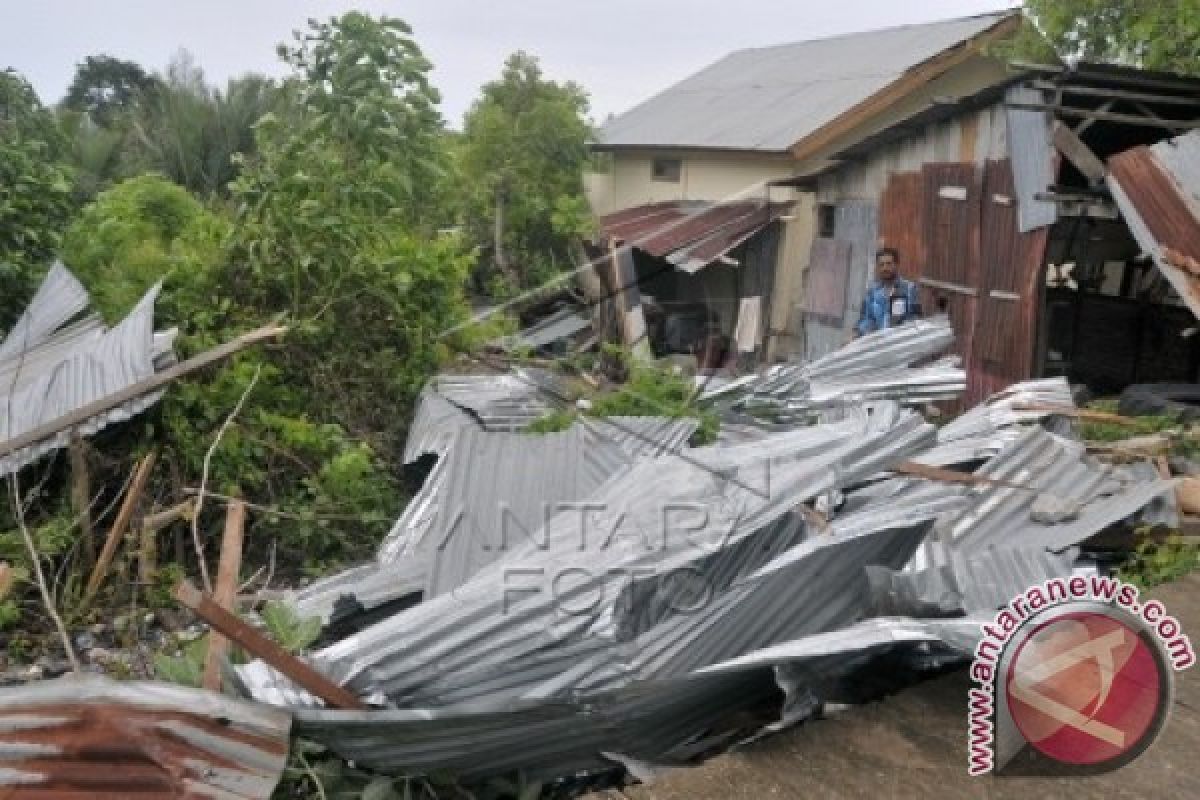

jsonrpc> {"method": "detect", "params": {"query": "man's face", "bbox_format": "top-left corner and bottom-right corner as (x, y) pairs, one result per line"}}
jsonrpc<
(877, 253), (898, 282)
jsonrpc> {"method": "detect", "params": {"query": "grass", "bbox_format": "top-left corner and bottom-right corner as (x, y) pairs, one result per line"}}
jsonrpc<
(1119, 533), (1200, 590)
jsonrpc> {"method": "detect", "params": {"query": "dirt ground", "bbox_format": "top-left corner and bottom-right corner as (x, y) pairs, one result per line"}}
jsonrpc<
(599, 573), (1200, 800)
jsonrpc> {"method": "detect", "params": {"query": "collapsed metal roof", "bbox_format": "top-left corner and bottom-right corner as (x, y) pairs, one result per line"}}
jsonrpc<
(1108, 129), (1200, 318)
(0, 674), (291, 799)
(597, 12), (1016, 152)
(598, 201), (792, 273)
(0, 263), (176, 476)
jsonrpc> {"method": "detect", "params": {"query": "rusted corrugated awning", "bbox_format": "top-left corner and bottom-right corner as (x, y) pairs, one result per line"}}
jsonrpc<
(1108, 130), (1200, 318)
(0, 675), (291, 799)
(598, 201), (791, 273)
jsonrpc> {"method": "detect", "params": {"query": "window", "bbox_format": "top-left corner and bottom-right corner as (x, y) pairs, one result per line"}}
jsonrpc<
(651, 157), (682, 183)
(817, 204), (837, 238)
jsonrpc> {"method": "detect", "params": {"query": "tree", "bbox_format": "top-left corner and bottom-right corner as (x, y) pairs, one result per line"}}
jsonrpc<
(0, 70), (73, 328)
(1022, 0), (1200, 75)
(62, 55), (158, 127)
(126, 51), (279, 196)
(458, 52), (593, 296)
(226, 10), (471, 466)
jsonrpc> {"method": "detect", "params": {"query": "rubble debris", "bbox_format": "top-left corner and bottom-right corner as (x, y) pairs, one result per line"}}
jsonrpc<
(0, 674), (291, 799)
(701, 317), (964, 419)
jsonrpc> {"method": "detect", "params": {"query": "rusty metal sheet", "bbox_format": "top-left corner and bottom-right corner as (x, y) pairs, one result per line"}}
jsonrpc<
(972, 159), (1048, 400)
(1108, 134), (1200, 318)
(922, 163), (981, 289)
(0, 675), (291, 799)
(598, 202), (790, 273)
(880, 171), (926, 282)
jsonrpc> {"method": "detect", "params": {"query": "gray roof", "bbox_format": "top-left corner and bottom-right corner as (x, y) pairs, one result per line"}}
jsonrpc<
(599, 12), (1014, 152)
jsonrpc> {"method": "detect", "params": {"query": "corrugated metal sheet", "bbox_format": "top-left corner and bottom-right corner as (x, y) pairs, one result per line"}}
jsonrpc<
(598, 12), (1015, 152)
(880, 171), (927, 281)
(598, 201), (790, 274)
(428, 369), (567, 433)
(0, 675), (291, 799)
(1108, 130), (1200, 318)
(1005, 85), (1058, 232)
(0, 263), (176, 477)
(241, 406), (944, 710)
(973, 159), (1049, 400)
(377, 424), (633, 592)
(707, 317), (963, 418)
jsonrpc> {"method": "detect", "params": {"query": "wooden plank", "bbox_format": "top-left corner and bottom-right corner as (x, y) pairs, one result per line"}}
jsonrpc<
(1051, 121), (1108, 184)
(67, 435), (94, 567)
(175, 580), (368, 710)
(1006, 102), (1200, 130)
(0, 323), (287, 461)
(203, 500), (246, 691)
(1032, 80), (1200, 108)
(83, 451), (157, 606)
(894, 461), (1038, 492)
(1012, 403), (1140, 426)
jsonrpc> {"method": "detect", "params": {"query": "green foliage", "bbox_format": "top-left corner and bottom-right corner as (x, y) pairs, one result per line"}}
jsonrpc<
(1020, 1), (1200, 75)
(0, 600), (20, 631)
(62, 173), (227, 319)
(260, 601), (322, 653)
(528, 351), (720, 445)
(126, 52), (279, 197)
(1079, 399), (1179, 443)
(0, 69), (74, 328)
(458, 52), (593, 295)
(227, 11), (472, 461)
(152, 634), (209, 687)
(1120, 533), (1200, 589)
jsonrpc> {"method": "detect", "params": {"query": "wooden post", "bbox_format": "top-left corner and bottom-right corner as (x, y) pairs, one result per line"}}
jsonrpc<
(203, 500), (246, 691)
(175, 580), (367, 710)
(67, 435), (95, 567)
(138, 500), (193, 587)
(83, 451), (157, 606)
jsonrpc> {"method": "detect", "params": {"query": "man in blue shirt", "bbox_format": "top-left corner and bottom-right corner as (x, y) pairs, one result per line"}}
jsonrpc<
(854, 247), (922, 337)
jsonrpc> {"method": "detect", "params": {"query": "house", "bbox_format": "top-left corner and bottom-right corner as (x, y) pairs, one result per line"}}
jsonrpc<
(588, 10), (1200, 405)
(586, 11), (1022, 364)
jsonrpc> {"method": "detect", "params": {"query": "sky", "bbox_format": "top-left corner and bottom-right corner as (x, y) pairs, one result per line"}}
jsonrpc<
(1, 1), (1021, 127)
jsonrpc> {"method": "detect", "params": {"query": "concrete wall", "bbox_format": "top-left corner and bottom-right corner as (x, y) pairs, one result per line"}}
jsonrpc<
(586, 150), (799, 215)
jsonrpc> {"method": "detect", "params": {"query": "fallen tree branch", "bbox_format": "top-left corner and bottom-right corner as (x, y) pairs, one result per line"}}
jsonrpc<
(8, 474), (80, 672)
(192, 365), (261, 594)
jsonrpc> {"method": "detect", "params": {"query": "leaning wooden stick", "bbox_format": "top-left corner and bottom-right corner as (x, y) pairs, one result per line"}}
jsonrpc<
(83, 450), (158, 606)
(175, 580), (367, 710)
(203, 500), (246, 691)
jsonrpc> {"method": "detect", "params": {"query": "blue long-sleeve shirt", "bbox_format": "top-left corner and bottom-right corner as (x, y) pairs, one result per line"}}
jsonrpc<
(855, 278), (922, 336)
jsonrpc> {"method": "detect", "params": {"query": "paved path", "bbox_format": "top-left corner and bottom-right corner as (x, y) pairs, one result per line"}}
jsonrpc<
(605, 573), (1200, 800)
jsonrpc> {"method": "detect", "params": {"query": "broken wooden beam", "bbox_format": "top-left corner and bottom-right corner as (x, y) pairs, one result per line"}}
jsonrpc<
(203, 500), (246, 692)
(0, 322), (287, 462)
(1051, 121), (1108, 185)
(83, 450), (158, 607)
(1012, 403), (1140, 426)
(175, 580), (367, 710)
(894, 460), (1038, 492)
(67, 435), (95, 567)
